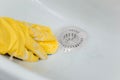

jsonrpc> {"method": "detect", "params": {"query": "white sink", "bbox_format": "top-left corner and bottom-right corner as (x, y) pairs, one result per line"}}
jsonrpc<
(0, 0), (120, 80)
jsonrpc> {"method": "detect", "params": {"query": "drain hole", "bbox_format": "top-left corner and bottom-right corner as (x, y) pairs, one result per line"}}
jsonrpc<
(58, 26), (87, 49)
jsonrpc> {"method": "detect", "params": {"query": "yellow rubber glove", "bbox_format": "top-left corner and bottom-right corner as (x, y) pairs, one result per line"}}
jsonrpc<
(22, 22), (59, 54)
(0, 17), (41, 62)
(0, 17), (58, 62)
(4, 17), (48, 60)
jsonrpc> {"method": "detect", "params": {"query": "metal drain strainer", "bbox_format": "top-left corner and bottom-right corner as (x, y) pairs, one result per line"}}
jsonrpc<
(58, 26), (87, 52)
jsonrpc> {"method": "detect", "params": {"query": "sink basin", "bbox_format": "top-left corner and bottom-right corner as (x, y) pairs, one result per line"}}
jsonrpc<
(0, 0), (120, 80)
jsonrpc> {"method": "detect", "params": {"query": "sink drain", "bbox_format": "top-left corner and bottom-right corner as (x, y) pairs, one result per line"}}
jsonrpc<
(58, 26), (87, 52)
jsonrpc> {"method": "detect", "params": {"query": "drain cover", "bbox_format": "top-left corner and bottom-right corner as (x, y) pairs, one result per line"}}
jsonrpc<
(58, 26), (87, 52)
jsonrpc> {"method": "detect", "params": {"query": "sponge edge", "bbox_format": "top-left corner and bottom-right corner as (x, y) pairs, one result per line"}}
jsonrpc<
(39, 41), (59, 54)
